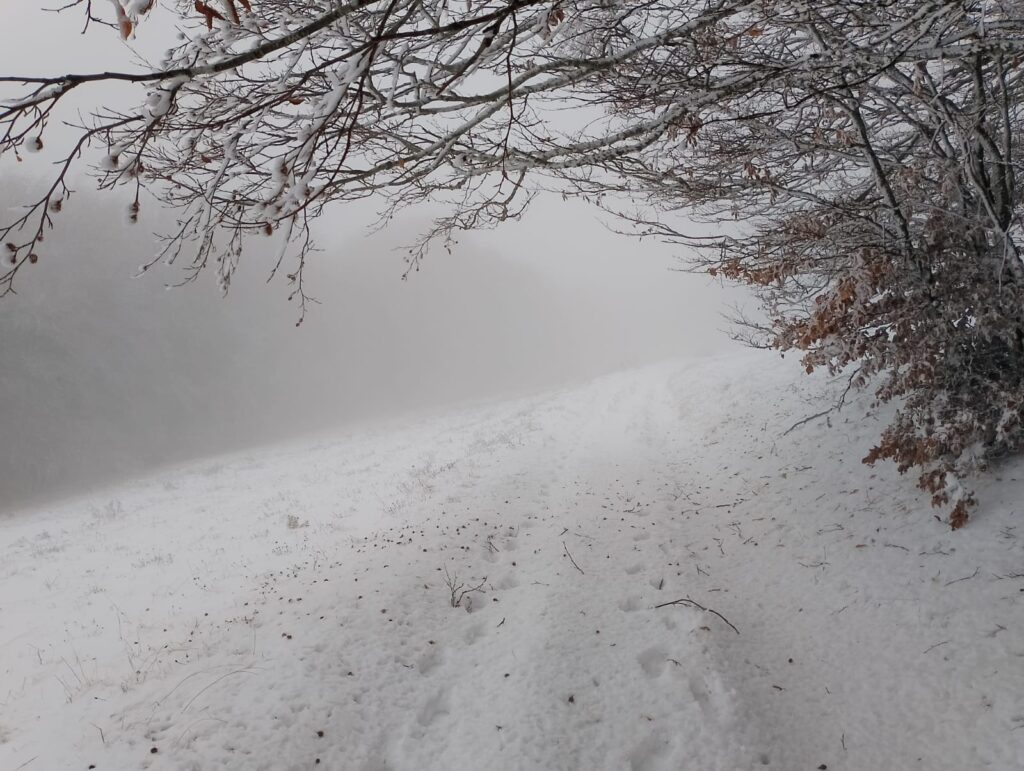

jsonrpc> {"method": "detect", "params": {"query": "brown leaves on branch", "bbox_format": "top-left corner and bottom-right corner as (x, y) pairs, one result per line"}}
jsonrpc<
(195, 1), (225, 29)
(113, 2), (133, 39)
(112, 0), (249, 35)
(195, 1), (250, 28)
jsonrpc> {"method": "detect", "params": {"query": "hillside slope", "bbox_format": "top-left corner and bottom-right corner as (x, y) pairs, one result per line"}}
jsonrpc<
(2, 354), (1023, 770)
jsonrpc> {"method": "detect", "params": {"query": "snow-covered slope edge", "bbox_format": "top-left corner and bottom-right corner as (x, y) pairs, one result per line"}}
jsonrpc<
(2, 353), (1023, 770)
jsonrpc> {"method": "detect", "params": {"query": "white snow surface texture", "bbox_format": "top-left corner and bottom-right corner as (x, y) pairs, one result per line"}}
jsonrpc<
(2, 354), (1024, 770)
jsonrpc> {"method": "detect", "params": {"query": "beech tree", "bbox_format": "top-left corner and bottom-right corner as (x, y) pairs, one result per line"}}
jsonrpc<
(2, 0), (1023, 526)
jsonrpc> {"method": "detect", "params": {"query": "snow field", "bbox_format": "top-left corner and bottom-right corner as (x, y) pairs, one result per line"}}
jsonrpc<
(2, 353), (1023, 769)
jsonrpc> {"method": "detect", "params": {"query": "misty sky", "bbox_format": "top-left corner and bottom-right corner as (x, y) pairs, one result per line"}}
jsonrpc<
(0, 4), (746, 510)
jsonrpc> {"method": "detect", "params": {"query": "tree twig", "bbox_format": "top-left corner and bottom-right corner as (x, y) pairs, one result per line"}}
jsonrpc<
(562, 541), (584, 575)
(944, 567), (979, 586)
(654, 596), (739, 634)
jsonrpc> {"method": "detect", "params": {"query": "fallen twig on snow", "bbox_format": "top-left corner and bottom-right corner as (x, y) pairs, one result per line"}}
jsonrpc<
(562, 541), (585, 575)
(781, 371), (858, 436)
(182, 668), (258, 712)
(655, 596), (740, 635)
(944, 567), (979, 586)
(782, 408), (833, 436)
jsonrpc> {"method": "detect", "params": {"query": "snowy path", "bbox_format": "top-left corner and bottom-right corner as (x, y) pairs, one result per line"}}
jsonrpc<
(2, 354), (1024, 769)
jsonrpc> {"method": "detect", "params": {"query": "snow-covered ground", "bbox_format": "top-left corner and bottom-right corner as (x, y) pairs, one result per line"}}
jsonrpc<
(2, 353), (1024, 770)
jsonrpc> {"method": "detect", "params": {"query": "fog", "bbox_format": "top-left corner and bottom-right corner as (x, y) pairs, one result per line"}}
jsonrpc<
(0, 178), (743, 511)
(0, 4), (749, 510)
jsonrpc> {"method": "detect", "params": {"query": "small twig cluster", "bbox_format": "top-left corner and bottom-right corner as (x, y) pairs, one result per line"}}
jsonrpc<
(442, 565), (487, 610)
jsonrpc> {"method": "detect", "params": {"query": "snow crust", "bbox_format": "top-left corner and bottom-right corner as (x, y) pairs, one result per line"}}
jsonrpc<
(2, 354), (1023, 769)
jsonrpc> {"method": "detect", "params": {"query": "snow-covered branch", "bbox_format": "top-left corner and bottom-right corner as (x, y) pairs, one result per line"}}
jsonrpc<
(3, 0), (1024, 522)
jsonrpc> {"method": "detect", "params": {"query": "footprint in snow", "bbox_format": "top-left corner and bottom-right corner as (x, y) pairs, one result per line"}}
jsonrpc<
(618, 595), (644, 613)
(636, 646), (669, 679)
(417, 647), (443, 676)
(628, 732), (674, 771)
(463, 622), (486, 645)
(416, 687), (451, 727)
(494, 573), (519, 590)
(687, 673), (718, 721)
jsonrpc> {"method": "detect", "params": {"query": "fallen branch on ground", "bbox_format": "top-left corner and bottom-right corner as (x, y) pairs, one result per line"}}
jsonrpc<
(562, 541), (584, 575)
(655, 596), (739, 635)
